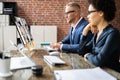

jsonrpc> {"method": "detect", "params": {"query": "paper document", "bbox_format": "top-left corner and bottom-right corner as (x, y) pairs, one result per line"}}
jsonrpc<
(54, 67), (117, 80)
(10, 56), (36, 70)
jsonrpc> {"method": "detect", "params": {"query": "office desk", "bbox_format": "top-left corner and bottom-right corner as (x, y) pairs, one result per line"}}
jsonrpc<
(1, 49), (120, 80)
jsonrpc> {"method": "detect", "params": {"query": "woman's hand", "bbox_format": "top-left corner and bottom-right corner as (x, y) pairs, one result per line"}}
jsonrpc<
(82, 24), (98, 36)
(91, 25), (98, 34)
(84, 53), (91, 61)
(82, 24), (91, 36)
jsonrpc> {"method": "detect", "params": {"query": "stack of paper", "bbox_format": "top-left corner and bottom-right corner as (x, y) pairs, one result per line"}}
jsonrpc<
(44, 55), (65, 66)
(54, 67), (117, 80)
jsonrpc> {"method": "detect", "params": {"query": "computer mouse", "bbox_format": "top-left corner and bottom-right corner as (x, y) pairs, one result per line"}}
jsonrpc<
(49, 51), (60, 56)
(31, 65), (43, 77)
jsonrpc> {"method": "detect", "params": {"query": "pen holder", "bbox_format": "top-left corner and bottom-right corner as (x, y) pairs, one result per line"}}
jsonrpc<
(31, 65), (43, 77)
(0, 53), (12, 77)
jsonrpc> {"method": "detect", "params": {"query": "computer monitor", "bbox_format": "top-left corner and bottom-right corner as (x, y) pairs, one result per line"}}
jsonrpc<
(14, 16), (34, 51)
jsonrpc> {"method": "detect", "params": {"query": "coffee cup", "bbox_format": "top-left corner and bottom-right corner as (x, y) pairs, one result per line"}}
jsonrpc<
(0, 53), (12, 77)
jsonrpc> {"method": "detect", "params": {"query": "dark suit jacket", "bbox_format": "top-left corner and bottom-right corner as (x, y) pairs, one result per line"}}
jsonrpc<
(80, 24), (120, 72)
(61, 17), (93, 53)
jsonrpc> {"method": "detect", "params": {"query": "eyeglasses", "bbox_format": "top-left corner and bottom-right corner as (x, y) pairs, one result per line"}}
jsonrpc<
(88, 10), (97, 15)
(65, 11), (75, 15)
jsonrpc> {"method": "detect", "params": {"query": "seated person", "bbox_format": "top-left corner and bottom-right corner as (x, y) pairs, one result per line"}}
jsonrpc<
(80, 0), (120, 73)
(50, 2), (93, 53)
(79, 24), (97, 56)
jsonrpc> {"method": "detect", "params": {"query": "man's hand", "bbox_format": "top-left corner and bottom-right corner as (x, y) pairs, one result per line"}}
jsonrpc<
(50, 43), (62, 50)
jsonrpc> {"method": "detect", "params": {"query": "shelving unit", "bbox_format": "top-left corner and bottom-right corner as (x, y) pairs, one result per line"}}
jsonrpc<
(0, 2), (17, 51)
(0, 15), (17, 51)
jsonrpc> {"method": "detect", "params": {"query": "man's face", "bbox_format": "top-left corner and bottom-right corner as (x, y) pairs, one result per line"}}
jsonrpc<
(65, 6), (76, 24)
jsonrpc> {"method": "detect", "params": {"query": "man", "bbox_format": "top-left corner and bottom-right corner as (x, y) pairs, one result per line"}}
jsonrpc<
(50, 2), (93, 53)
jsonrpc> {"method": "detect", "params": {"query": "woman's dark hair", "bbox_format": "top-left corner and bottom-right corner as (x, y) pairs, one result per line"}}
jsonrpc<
(88, 0), (116, 22)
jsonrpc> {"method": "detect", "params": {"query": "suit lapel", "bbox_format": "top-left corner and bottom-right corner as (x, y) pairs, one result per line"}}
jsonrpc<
(96, 26), (113, 45)
(70, 27), (73, 43)
(72, 18), (86, 43)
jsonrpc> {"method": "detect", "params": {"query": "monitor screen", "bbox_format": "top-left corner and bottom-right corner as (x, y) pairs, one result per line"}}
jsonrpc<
(14, 17), (34, 51)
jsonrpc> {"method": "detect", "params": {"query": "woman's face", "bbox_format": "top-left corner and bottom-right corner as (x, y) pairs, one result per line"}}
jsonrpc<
(87, 4), (102, 26)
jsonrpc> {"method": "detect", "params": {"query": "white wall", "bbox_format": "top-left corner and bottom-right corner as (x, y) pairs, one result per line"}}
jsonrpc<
(0, 15), (17, 51)
(31, 25), (57, 48)
(0, 15), (57, 51)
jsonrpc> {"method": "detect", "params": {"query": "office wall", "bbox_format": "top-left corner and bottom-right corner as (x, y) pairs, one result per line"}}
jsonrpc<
(0, 0), (120, 41)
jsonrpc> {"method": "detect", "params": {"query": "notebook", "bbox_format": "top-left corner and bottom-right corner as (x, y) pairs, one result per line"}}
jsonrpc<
(14, 16), (34, 51)
(10, 17), (36, 70)
(9, 43), (36, 70)
(9, 41), (36, 70)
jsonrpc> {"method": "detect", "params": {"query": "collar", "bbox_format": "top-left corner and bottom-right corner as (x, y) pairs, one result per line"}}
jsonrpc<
(72, 17), (83, 29)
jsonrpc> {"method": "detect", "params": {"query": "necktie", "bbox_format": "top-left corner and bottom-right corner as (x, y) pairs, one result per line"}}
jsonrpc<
(72, 27), (75, 40)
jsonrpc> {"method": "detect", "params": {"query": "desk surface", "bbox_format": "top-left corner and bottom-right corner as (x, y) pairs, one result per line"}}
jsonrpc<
(1, 49), (120, 80)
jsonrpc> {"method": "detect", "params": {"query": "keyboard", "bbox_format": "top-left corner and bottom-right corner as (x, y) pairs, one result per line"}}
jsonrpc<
(44, 55), (65, 66)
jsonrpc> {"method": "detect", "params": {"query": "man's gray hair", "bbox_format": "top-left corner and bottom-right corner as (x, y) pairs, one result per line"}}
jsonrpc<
(65, 2), (80, 10)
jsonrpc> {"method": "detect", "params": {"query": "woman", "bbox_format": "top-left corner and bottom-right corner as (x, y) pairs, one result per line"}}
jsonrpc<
(80, 0), (120, 72)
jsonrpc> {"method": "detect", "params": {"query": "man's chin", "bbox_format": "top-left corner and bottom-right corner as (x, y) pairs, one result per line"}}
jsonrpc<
(67, 20), (72, 24)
